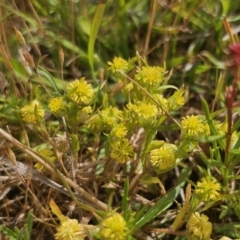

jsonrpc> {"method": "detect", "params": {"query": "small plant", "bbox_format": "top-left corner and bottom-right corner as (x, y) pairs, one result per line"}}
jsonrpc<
(1, 1), (240, 239)
(0, 210), (33, 240)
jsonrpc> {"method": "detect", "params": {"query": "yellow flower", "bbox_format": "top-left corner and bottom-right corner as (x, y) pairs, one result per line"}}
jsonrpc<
(82, 106), (93, 114)
(55, 218), (87, 240)
(181, 115), (209, 138)
(124, 83), (133, 91)
(187, 212), (212, 240)
(21, 100), (45, 123)
(87, 114), (104, 133)
(195, 176), (221, 201)
(111, 124), (127, 138)
(110, 138), (134, 164)
(151, 94), (169, 114)
(101, 107), (122, 126)
(135, 66), (165, 85)
(150, 144), (176, 172)
(99, 213), (127, 240)
(34, 149), (56, 172)
(67, 78), (93, 105)
(108, 57), (128, 73)
(216, 122), (238, 148)
(168, 87), (185, 110)
(48, 97), (65, 113)
(127, 101), (158, 121)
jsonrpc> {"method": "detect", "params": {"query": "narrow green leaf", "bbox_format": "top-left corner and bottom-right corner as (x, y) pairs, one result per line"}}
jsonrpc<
(221, 0), (231, 15)
(37, 66), (62, 95)
(172, 183), (191, 231)
(130, 167), (192, 233)
(26, 210), (33, 238)
(201, 51), (225, 69)
(131, 204), (150, 225)
(0, 13), (13, 24)
(122, 177), (130, 220)
(200, 134), (226, 143)
(88, 1), (107, 72)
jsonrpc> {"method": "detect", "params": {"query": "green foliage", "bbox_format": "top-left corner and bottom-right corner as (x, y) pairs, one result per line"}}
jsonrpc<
(0, 210), (33, 240)
(1, 0), (240, 239)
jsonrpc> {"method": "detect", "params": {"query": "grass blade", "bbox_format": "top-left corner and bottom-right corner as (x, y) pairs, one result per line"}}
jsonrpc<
(130, 166), (192, 234)
(88, 0), (107, 76)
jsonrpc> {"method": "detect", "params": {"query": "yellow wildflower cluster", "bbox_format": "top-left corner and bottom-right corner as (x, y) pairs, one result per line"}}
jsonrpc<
(100, 107), (123, 127)
(34, 148), (56, 172)
(110, 124), (127, 139)
(67, 78), (93, 105)
(168, 87), (185, 110)
(195, 176), (221, 201)
(50, 199), (88, 240)
(187, 212), (212, 240)
(150, 144), (176, 172)
(135, 66), (165, 86)
(181, 115), (210, 138)
(99, 212), (128, 240)
(127, 101), (158, 125)
(110, 138), (134, 163)
(216, 122), (238, 148)
(48, 97), (65, 114)
(55, 218), (87, 240)
(21, 100), (45, 123)
(108, 57), (128, 73)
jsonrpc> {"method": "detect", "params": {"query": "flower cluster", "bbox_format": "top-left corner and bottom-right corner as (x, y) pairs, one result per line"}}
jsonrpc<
(108, 57), (128, 73)
(50, 199), (88, 240)
(135, 66), (165, 86)
(100, 107), (122, 126)
(34, 148), (56, 171)
(110, 138), (134, 164)
(127, 100), (159, 128)
(55, 218), (86, 240)
(21, 100), (45, 123)
(181, 115), (210, 139)
(195, 176), (221, 201)
(48, 97), (65, 114)
(216, 122), (238, 148)
(110, 124), (127, 139)
(149, 143), (176, 172)
(67, 78), (94, 105)
(168, 87), (185, 110)
(187, 212), (212, 240)
(99, 212), (128, 240)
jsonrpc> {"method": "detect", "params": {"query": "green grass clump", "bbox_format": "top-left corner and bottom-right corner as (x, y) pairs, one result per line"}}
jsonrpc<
(1, 0), (240, 239)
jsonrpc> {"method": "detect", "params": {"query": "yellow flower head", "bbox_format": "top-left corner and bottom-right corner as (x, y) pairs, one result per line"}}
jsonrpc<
(111, 124), (127, 138)
(99, 213), (127, 240)
(82, 106), (93, 114)
(110, 138), (134, 164)
(55, 218), (87, 240)
(195, 176), (221, 201)
(87, 114), (104, 133)
(150, 144), (176, 172)
(108, 57), (128, 73)
(216, 122), (238, 148)
(187, 212), (212, 240)
(150, 94), (169, 114)
(34, 149), (56, 172)
(168, 87), (185, 110)
(21, 100), (45, 123)
(48, 97), (65, 113)
(127, 101), (158, 122)
(135, 66), (165, 86)
(181, 115), (210, 138)
(67, 78), (93, 105)
(100, 107), (122, 127)
(124, 82), (133, 91)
